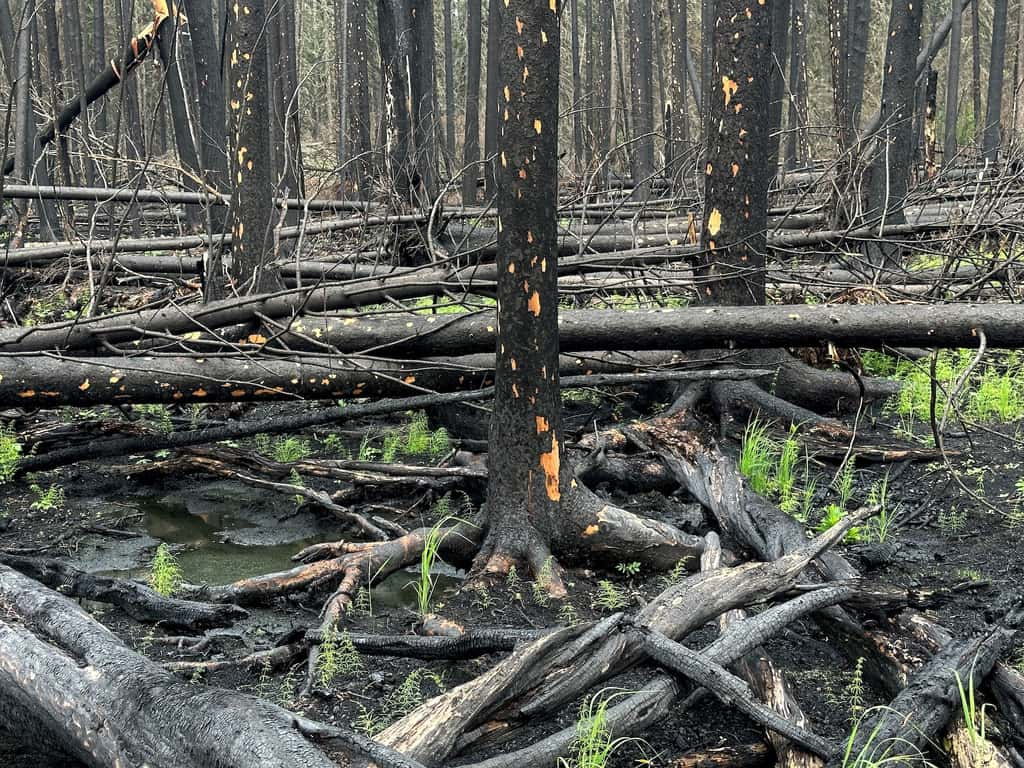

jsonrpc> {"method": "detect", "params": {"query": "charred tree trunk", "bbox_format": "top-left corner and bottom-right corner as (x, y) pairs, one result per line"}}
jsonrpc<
(443, 0), (456, 167)
(570, 0), (583, 170)
(589, 0), (612, 169)
(943, 0), (962, 166)
(227, 0), (280, 294)
(767, 0), (791, 177)
(827, 0), (852, 225)
(378, 0), (417, 203)
(462, 0), (482, 203)
(924, 69), (939, 177)
(12, 0), (34, 194)
(61, 0), (96, 190)
(845, 0), (871, 133)
(480, 0), (568, 576)
(182, 0), (228, 196)
(267, 1), (304, 219)
(341, 0), (372, 198)
(155, 8), (204, 230)
(668, 0), (691, 176)
(970, 0), (982, 150)
(409, 0), (440, 201)
(784, 0), (808, 170)
(627, 0), (655, 199)
(92, 0), (107, 133)
(483, 0), (501, 197)
(983, 0), (1009, 162)
(865, 0), (924, 238)
(698, 0), (772, 306)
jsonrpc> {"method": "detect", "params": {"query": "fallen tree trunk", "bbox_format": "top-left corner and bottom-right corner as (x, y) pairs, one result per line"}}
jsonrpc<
(0, 553), (247, 631)
(0, 350), (723, 408)
(4, 301), (1022, 358)
(268, 304), (1024, 357)
(827, 615), (1020, 767)
(0, 183), (375, 211)
(14, 366), (746, 474)
(0, 565), (424, 768)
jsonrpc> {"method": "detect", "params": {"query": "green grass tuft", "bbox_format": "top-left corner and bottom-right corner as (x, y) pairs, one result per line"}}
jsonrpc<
(149, 543), (183, 596)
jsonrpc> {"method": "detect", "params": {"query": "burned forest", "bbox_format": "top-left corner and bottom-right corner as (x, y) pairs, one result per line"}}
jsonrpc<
(2, 0), (1024, 766)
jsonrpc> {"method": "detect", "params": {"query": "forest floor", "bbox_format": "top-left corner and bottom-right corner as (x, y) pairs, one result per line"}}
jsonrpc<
(1, 390), (1023, 766)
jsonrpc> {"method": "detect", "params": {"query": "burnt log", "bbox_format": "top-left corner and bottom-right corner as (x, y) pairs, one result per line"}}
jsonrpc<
(639, 624), (839, 759)
(825, 614), (1020, 767)
(0, 350), (710, 408)
(269, 304), (1024, 358)
(0, 565), (425, 768)
(5, 304), (1023, 360)
(0, 553), (247, 631)
(15, 364), (738, 475)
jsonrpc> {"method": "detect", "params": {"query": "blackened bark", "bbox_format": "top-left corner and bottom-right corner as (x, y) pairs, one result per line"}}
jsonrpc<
(943, 0), (962, 166)
(335, 0), (348, 173)
(182, 0), (228, 194)
(784, 0), (808, 170)
(767, 0), (791, 176)
(627, 0), (654, 198)
(983, 0), (1009, 162)
(410, 0), (439, 200)
(483, 0), (500, 197)
(827, 0), (850, 158)
(462, 0), (483, 203)
(570, 0), (583, 169)
(924, 68), (939, 176)
(0, 0), (14, 77)
(443, 0), (456, 166)
(0, 566), (342, 768)
(866, 0), (924, 231)
(668, 0), (691, 167)
(267, 2), (304, 219)
(12, 0), (33, 188)
(227, 0), (279, 294)
(700, 0), (712, 154)
(845, 0), (871, 132)
(378, 0), (416, 202)
(699, 0), (772, 306)
(483, 0), (566, 572)
(61, 0), (96, 188)
(589, 0), (612, 167)
(970, 0), (981, 148)
(92, 0), (107, 133)
(155, 10), (204, 229)
(341, 0), (372, 198)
